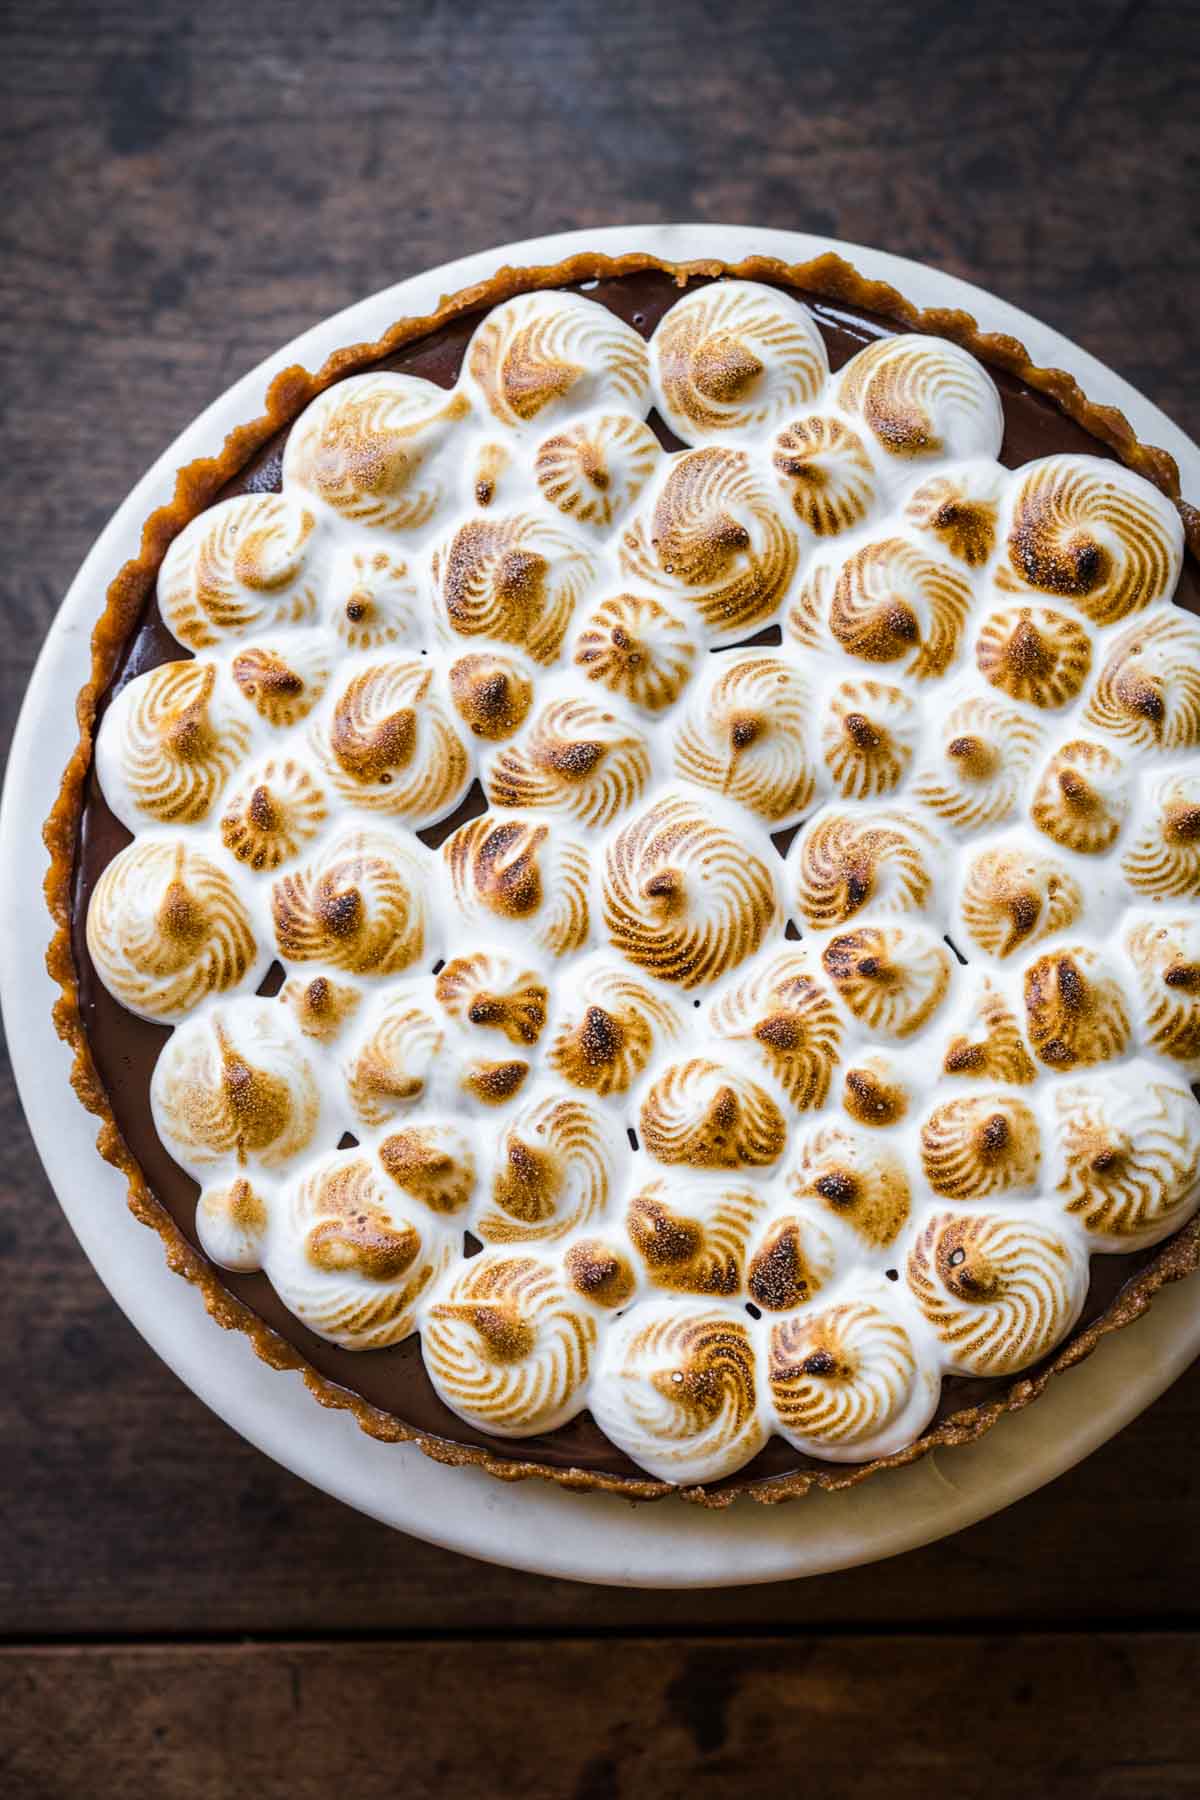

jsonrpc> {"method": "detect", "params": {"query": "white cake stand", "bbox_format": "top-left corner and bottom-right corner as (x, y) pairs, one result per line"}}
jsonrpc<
(4, 225), (1199, 1589)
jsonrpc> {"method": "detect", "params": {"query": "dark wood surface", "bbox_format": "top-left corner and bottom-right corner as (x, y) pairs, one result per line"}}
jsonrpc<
(3, 1), (1200, 1793)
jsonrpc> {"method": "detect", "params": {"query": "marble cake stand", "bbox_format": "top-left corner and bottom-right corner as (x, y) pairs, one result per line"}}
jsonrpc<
(5, 224), (1199, 1587)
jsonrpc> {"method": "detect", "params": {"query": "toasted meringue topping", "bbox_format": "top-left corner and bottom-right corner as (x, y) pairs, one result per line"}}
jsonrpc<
(477, 1091), (617, 1244)
(708, 950), (842, 1111)
(627, 1177), (761, 1297)
(573, 591), (695, 713)
(838, 333), (1003, 462)
(280, 974), (362, 1041)
(941, 978), (1036, 1084)
(269, 1154), (450, 1349)
(905, 463), (1003, 566)
(790, 806), (937, 928)
(921, 1093), (1041, 1198)
(840, 1053), (911, 1128)
(746, 1212), (837, 1313)
(913, 696), (1043, 832)
(151, 999), (319, 1172)
(640, 1058), (787, 1170)
(821, 678), (918, 799)
(620, 447), (798, 640)
(534, 411), (660, 528)
(1122, 773), (1200, 898)
(377, 1121), (476, 1215)
(975, 605), (1093, 710)
(433, 511), (596, 664)
(271, 829), (431, 975)
(316, 658), (470, 824)
(435, 950), (549, 1046)
(959, 839), (1082, 959)
(231, 638), (331, 727)
(443, 814), (589, 957)
(788, 1122), (911, 1247)
(592, 1303), (766, 1485)
(564, 1238), (637, 1309)
(283, 373), (470, 530)
(653, 282), (828, 440)
(196, 1177), (269, 1273)
(1030, 738), (1127, 855)
(548, 960), (681, 1096)
(220, 755), (327, 870)
(486, 695), (650, 827)
(1084, 611), (1200, 748)
(603, 791), (780, 987)
(87, 839), (258, 1021)
(815, 537), (972, 680)
(425, 1252), (596, 1435)
(823, 924), (952, 1039)
(97, 661), (249, 828)
(447, 649), (535, 741)
(772, 414), (876, 535)
(345, 993), (443, 1125)
(1023, 947), (1131, 1069)
(329, 547), (421, 649)
(1052, 1070), (1200, 1248)
(769, 1300), (936, 1458)
(1003, 454), (1183, 624)
(159, 493), (321, 649)
(1124, 914), (1200, 1067)
(466, 290), (650, 429)
(673, 654), (814, 823)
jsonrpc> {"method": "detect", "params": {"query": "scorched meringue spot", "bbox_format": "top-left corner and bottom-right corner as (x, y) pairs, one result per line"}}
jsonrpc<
(74, 267), (1200, 1495)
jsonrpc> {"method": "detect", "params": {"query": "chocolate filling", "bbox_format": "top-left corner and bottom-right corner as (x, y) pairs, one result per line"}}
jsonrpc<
(70, 270), (1200, 1491)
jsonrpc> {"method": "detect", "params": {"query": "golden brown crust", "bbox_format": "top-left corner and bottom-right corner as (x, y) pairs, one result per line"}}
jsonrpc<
(44, 245), (1200, 1508)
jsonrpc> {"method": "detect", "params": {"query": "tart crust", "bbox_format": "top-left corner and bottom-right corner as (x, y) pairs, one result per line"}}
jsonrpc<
(45, 248), (1200, 1506)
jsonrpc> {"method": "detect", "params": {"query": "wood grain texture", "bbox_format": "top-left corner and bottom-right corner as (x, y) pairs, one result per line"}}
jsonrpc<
(2, 0), (1200, 1695)
(4, 1636), (1200, 1800)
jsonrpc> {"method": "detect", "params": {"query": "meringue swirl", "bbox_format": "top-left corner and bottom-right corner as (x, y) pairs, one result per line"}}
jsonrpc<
(838, 333), (1003, 461)
(328, 547), (421, 650)
(620, 447), (798, 639)
(975, 605), (1093, 710)
(219, 755), (327, 871)
(231, 638), (331, 728)
(913, 696), (1043, 833)
(1053, 1071), (1200, 1247)
(345, 994), (444, 1126)
(573, 591), (696, 714)
(151, 999), (319, 1172)
(941, 979), (1036, 1084)
(467, 290), (650, 428)
(282, 372), (470, 530)
(435, 951), (549, 1047)
(158, 493), (321, 649)
(822, 924), (952, 1038)
(534, 411), (660, 528)
(708, 950), (842, 1111)
(280, 973), (362, 1042)
(627, 1177), (761, 1297)
(822, 537), (972, 680)
(772, 414), (875, 535)
(907, 1209), (1087, 1376)
(477, 1091), (617, 1244)
(1023, 947), (1131, 1069)
(920, 1093), (1041, 1198)
(788, 1122), (911, 1247)
(1084, 611), (1200, 749)
(486, 695), (651, 828)
(1124, 914), (1200, 1067)
(602, 792), (780, 987)
(424, 1252), (596, 1435)
(87, 839), (257, 1021)
(434, 512), (596, 664)
(821, 678), (917, 800)
(905, 465), (1002, 566)
(1030, 739), (1127, 855)
(592, 1304), (766, 1485)
(270, 1154), (449, 1350)
(1122, 774), (1200, 898)
(97, 661), (249, 828)
(377, 1121), (476, 1215)
(1003, 453), (1183, 624)
(271, 829), (431, 975)
(673, 654), (814, 823)
(746, 1212), (837, 1313)
(653, 281), (828, 440)
(548, 961), (681, 1096)
(958, 840), (1082, 959)
(443, 815), (590, 958)
(316, 658), (470, 824)
(196, 1177), (269, 1274)
(769, 1301), (933, 1456)
(447, 649), (535, 741)
(790, 806), (936, 928)
(640, 1058), (787, 1170)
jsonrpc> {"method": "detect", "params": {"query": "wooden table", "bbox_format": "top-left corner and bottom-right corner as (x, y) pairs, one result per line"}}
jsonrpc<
(3, 3), (1199, 1793)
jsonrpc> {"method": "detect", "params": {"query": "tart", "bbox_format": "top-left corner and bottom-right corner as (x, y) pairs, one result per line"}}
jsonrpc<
(45, 250), (1200, 1504)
